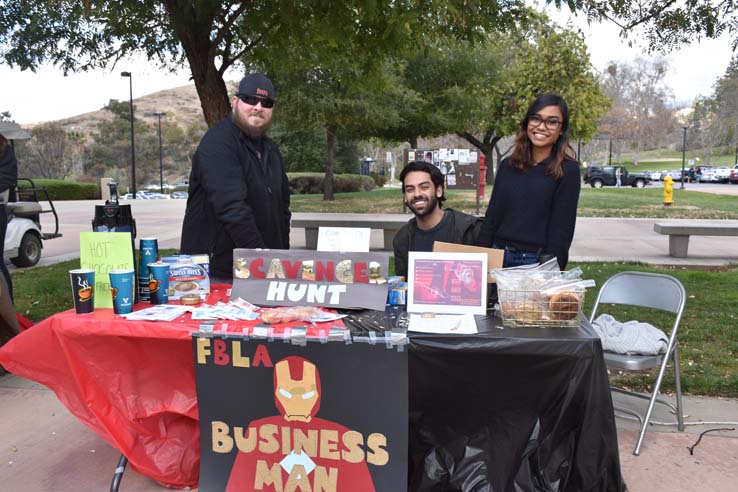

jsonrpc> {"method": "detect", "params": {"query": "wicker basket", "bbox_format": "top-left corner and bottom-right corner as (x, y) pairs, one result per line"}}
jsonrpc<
(498, 288), (584, 327)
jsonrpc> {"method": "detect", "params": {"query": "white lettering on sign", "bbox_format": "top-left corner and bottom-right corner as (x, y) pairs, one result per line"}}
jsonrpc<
(266, 281), (347, 305)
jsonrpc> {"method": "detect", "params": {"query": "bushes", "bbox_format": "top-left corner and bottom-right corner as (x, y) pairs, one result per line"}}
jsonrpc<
(369, 172), (388, 188)
(288, 173), (376, 194)
(16, 179), (100, 201)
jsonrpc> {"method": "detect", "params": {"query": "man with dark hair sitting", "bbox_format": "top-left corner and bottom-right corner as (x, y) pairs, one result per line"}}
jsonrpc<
(392, 160), (482, 277)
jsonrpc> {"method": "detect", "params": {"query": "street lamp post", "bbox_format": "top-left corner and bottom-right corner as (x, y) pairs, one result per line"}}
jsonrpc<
(120, 71), (136, 198)
(152, 112), (166, 194)
(680, 126), (688, 190)
(734, 118), (738, 166)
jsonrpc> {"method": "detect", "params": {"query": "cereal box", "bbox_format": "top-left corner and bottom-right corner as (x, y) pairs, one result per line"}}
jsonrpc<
(161, 255), (210, 300)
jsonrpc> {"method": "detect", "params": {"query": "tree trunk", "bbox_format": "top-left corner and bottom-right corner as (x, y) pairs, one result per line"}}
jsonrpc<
(191, 68), (231, 127)
(164, 2), (231, 127)
(323, 125), (335, 201)
(459, 130), (502, 184)
(409, 136), (418, 149)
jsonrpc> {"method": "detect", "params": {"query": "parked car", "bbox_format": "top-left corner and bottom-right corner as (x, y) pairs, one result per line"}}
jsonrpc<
(715, 166), (732, 183)
(170, 191), (189, 199)
(583, 165), (651, 188)
(729, 165), (738, 184)
(663, 169), (688, 181)
(695, 166), (719, 183)
(644, 170), (662, 181)
(121, 193), (133, 200)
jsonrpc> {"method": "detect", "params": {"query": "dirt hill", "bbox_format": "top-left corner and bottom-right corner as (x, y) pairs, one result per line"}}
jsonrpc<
(48, 83), (208, 134)
(45, 80), (238, 133)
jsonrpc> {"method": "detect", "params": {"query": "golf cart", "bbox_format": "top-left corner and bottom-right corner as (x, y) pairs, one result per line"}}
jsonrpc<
(1, 121), (62, 267)
(4, 178), (62, 267)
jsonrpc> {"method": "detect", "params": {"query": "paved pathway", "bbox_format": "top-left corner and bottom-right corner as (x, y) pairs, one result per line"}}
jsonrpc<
(9, 197), (738, 270)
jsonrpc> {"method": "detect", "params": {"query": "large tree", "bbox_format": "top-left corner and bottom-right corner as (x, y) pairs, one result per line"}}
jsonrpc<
(15, 123), (81, 179)
(465, 16), (610, 173)
(85, 99), (159, 188)
(368, 13), (609, 183)
(265, 61), (403, 200)
(598, 58), (675, 164)
(374, 39), (501, 150)
(688, 55), (738, 162)
(560, 0), (738, 51)
(1, 0), (528, 127)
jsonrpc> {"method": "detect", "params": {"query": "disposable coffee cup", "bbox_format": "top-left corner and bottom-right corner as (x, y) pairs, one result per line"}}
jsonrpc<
(69, 269), (95, 314)
(109, 269), (136, 314)
(138, 238), (159, 301)
(148, 263), (170, 304)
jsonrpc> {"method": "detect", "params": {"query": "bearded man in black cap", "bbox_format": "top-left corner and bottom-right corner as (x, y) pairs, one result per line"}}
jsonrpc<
(181, 73), (291, 282)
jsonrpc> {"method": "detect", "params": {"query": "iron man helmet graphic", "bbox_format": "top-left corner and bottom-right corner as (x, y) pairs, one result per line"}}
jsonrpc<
(273, 356), (322, 422)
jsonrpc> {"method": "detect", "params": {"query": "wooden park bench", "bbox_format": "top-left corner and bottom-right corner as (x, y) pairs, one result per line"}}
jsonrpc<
(653, 222), (738, 258)
(291, 213), (409, 250)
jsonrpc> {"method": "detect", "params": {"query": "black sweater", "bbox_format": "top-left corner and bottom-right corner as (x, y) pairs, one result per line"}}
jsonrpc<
(476, 157), (580, 269)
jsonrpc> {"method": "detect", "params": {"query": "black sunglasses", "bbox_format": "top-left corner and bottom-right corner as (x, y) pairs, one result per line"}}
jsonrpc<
(237, 94), (275, 108)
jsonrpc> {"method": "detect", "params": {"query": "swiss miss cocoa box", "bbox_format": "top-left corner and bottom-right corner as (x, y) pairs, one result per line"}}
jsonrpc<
(161, 254), (210, 300)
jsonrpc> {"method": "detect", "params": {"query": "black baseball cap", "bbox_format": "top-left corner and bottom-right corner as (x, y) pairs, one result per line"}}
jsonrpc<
(237, 73), (276, 100)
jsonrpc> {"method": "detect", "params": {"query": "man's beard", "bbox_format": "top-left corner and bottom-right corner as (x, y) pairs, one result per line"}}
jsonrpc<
(406, 193), (439, 218)
(233, 110), (272, 139)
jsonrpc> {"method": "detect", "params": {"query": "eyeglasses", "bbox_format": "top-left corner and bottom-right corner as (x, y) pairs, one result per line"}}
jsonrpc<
(237, 94), (275, 108)
(528, 114), (561, 130)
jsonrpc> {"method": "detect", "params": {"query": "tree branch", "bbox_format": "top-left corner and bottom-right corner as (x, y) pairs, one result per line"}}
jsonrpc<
(212, 1), (251, 50)
(458, 131), (487, 152)
(220, 18), (279, 74)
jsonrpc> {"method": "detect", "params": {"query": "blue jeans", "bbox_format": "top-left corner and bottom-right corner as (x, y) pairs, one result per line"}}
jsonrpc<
(493, 243), (539, 268)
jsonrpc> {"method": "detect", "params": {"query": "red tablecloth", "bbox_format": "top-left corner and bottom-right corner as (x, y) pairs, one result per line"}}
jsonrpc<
(1, 287), (625, 491)
(0, 284), (339, 488)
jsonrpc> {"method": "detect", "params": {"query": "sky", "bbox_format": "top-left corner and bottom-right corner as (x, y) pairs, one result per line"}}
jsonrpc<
(0, 6), (735, 125)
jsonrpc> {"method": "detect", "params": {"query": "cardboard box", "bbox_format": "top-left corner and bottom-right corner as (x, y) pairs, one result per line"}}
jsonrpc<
(432, 241), (504, 283)
(161, 255), (210, 299)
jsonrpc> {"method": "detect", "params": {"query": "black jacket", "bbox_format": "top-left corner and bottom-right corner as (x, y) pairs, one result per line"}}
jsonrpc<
(180, 116), (291, 279)
(0, 144), (18, 198)
(393, 208), (482, 278)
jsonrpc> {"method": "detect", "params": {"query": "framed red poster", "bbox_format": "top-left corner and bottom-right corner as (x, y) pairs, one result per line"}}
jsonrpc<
(407, 251), (488, 315)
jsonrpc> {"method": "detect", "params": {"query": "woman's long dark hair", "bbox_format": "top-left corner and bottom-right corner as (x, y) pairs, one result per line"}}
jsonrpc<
(509, 93), (578, 180)
(0, 135), (7, 155)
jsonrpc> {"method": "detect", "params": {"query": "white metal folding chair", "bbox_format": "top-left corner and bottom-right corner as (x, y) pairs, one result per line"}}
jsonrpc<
(589, 271), (686, 455)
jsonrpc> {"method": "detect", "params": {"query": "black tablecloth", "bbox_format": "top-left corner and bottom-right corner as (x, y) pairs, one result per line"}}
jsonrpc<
(346, 311), (626, 492)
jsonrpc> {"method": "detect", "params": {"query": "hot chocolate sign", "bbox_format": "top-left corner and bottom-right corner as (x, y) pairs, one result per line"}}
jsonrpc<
(230, 249), (389, 311)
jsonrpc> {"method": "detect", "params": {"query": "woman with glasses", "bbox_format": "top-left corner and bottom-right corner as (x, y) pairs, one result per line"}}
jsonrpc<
(476, 93), (580, 270)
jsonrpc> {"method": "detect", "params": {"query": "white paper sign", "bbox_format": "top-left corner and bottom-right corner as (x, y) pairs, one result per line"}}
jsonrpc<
(317, 227), (371, 252)
(407, 313), (478, 334)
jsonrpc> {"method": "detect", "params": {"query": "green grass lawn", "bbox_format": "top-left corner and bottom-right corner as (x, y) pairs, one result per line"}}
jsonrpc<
(291, 186), (738, 219)
(597, 147), (737, 169)
(11, 256), (738, 397)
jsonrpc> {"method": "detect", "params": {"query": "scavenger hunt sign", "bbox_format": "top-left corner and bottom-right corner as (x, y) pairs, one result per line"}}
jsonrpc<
(231, 249), (390, 311)
(193, 335), (408, 492)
